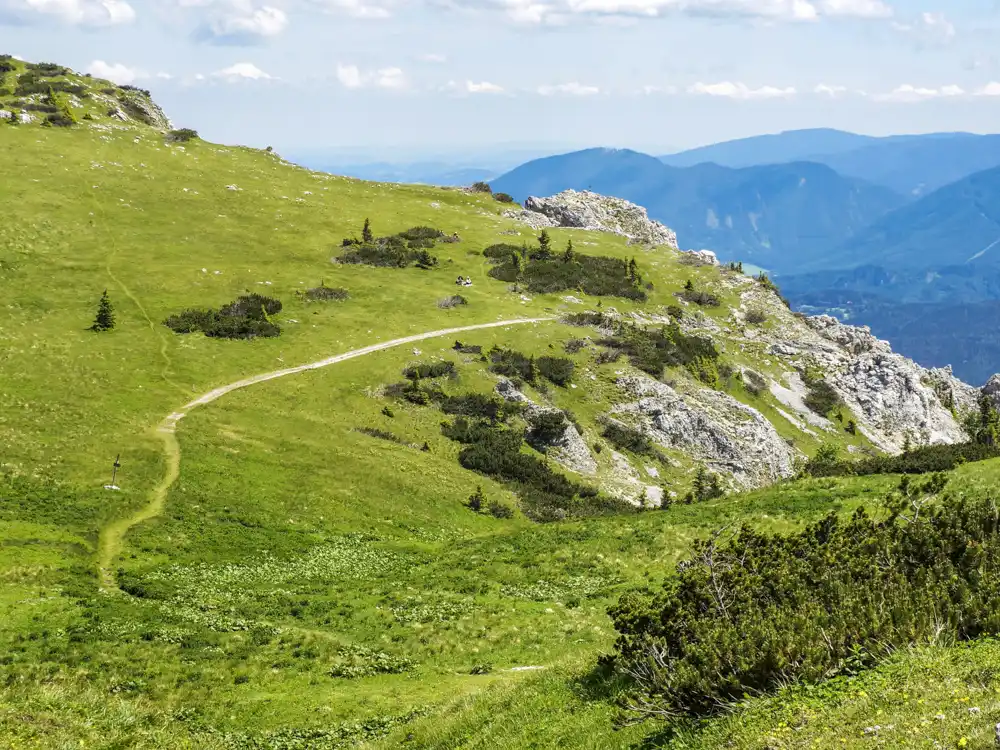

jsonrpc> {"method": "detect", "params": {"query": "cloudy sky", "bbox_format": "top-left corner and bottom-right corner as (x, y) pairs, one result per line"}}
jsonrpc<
(4, 0), (1000, 157)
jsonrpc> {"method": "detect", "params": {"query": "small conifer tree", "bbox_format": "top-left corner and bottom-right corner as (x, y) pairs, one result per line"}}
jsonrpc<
(468, 486), (486, 512)
(361, 217), (374, 244)
(537, 230), (551, 256)
(92, 290), (115, 331)
(562, 239), (574, 263)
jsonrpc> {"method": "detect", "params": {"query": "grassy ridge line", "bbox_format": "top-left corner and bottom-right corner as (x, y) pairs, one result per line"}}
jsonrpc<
(96, 316), (555, 590)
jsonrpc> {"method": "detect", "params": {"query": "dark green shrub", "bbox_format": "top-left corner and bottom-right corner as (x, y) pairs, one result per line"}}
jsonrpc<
(488, 347), (536, 383)
(806, 440), (1000, 478)
(488, 500), (514, 519)
(528, 410), (569, 446)
(743, 369), (767, 397)
(666, 305), (684, 320)
(803, 376), (842, 416)
(488, 252), (647, 302)
(756, 272), (790, 308)
(745, 308), (767, 325)
(609, 483), (1000, 719)
(397, 226), (445, 243)
(678, 287), (720, 307)
(403, 361), (456, 380)
(494, 192), (514, 203)
(601, 421), (653, 455)
(163, 294), (282, 340)
(470, 182), (492, 193)
(452, 341), (482, 354)
(440, 393), (509, 423)
(303, 284), (349, 301)
(600, 321), (718, 378)
(537, 356), (574, 386)
(482, 243), (524, 259)
(354, 427), (405, 444)
(467, 486), (486, 512)
(166, 128), (199, 142)
(684, 466), (724, 503)
(564, 338), (586, 354)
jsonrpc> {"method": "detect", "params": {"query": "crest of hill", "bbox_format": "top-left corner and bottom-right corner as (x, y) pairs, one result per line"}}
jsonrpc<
(0, 55), (172, 130)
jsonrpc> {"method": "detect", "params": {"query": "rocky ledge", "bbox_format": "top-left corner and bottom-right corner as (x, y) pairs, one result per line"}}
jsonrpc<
(504, 189), (678, 248)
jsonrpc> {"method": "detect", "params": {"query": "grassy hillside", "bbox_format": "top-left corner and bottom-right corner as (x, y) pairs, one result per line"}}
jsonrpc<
(2, 61), (999, 749)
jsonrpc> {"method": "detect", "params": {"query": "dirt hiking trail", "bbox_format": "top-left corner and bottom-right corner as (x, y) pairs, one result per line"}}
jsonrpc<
(96, 317), (554, 590)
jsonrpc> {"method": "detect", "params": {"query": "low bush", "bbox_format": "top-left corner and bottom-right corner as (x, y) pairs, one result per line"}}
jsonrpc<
(163, 294), (282, 340)
(439, 393), (510, 423)
(528, 410), (569, 446)
(601, 421), (653, 455)
(452, 341), (482, 355)
(488, 500), (515, 518)
(565, 311), (616, 328)
(488, 347), (536, 383)
(745, 308), (767, 325)
(167, 128), (199, 142)
(756, 272), (790, 308)
(304, 285), (349, 301)
(536, 356), (574, 386)
(678, 287), (720, 307)
(337, 225), (445, 269)
(806, 440), (1000, 478)
(470, 182), (492, 194)
(600, 321), (718, 378)
(403, 361), (456, 380)
(802, 376), (842, 416)
(494, 192), (514, 203)
(26, 62), (69, 76)
(441, 415), (628, 522)
(483, 244), (647, 301)
(564, 338), (587, 354)
(438, 295), (467, 309)
(609, 480), (1000, 720)
(743, 369), (767, 397)
(354, 427), (405, 444)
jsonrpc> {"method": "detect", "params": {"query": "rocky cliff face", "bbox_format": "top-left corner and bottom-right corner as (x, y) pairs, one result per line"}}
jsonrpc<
(505, 189), (679, 248)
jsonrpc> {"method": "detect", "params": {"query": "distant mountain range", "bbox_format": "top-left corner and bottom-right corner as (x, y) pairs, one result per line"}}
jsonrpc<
(490, 147), (903, 273)
(491, 129), (1000, 384)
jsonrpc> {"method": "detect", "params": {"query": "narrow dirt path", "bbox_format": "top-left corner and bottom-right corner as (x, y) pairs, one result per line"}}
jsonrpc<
(96, 316), (555, 590)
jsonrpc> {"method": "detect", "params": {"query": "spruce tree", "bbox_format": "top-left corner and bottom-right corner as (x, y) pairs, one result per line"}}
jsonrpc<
(562, 239), (574, 263)
(628, 257), (638, 280)
(361, 217), (373, 244)
(537, 230), (551, 257)
(92, 290), (115, 331)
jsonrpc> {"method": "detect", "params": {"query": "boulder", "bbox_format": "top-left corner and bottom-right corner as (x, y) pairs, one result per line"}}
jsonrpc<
(518, 190), (678, 248)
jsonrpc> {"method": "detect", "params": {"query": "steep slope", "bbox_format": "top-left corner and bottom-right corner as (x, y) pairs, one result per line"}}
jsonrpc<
(491, 148), (904, 271)
(2, 58), (998, 750)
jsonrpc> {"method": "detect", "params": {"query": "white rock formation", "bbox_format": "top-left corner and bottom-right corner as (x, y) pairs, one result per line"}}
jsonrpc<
(508, 190), (678, 248)
(612, 375), (797, 490)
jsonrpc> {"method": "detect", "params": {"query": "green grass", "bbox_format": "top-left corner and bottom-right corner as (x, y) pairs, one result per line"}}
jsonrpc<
(0, 67), (988, 749)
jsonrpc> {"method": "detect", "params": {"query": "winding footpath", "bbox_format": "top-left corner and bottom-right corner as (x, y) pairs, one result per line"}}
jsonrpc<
(96, 316), (554, 590)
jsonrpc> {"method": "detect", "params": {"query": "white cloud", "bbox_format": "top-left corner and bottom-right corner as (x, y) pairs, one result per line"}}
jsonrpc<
(892, 11), (954, 44)
(688, 81), (796, 99)
(87, 60), (146, 85)
(336, 63), (364, 88)
(537, 81), (600, 95)
(813, 83), (848, 96)
(375, 67), (406, 88)
(872, 83), (965, 102)
(200, 4), (288, 43)
(313, 0), (390, 18)
(2, 0), (135, 25)
(817, 0), (890, 19)
(458, 0), (895, 24)
(211, 61), (275, 80)
(336, 63), (407, 89)
(975, 82), (1000, 97)
(419, 53), (447, 63)
(465, 80), (504, 93)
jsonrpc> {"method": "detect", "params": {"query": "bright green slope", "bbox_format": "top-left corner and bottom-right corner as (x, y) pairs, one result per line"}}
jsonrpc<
(3, 64), (1000, 749)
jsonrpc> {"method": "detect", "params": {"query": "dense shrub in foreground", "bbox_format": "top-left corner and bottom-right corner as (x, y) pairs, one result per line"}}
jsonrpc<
(806, 439), (1000, 478)
(609, 486), (1000, 720)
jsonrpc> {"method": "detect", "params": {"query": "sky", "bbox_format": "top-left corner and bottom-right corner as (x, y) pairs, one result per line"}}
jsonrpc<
(4, 0), (1000, 159)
